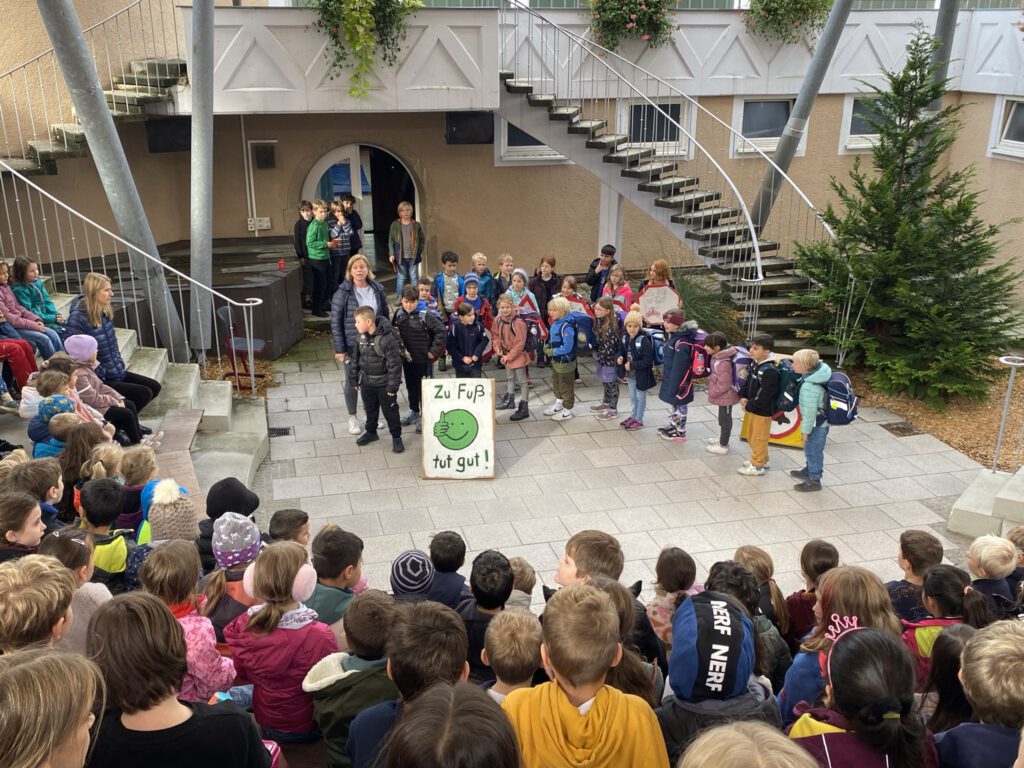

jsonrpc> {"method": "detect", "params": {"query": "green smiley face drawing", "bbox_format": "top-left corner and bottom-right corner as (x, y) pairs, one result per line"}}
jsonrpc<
(433, 409), (479, 451)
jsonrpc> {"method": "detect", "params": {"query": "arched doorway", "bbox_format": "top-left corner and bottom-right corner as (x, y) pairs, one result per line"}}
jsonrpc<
(301, 145), (418, 274)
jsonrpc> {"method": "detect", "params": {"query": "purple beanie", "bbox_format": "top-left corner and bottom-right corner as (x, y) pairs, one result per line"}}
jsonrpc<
(64, 334), (98, 363)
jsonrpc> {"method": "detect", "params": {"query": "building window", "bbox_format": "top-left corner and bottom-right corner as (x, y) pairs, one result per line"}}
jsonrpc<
(495, 117), (567, 165)
(618, 101), (691, 156)
(993, 98), (1024, 159)
(734, 98), (797, 155)
(840, 96), (880, 153)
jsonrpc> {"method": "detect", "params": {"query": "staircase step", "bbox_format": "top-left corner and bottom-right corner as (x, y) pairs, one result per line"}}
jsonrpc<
(103, 99), (144, 115)
(0, 157), (50, 176)
(104, 89), (170, 106)
(710, 254), (790, 274)
(620, 160), (676, 179)
(701, 242), (782, 261)
(139, 362), (200, 419)
(126, 346), (169, 384)
(156, 408), (203, 454)
(743, 314), (824, 329)
(129, 58), (187, 78)
(672, 206), (742, 226)
(51, 293), (75, 320)
(687, 222), (756, 241)
(527, 93), (555, 107)
(735, 294), (802, 310)
(949, 470), (1013, 537)
(638, 176), (698, 195)
(657, 190), (721, 210)
(772, 337), (838, 356)
(586, 133), (627, 150)
(28, 139), (87, 164)
(115, 327), (138, 363)
(108, 110), (148, 123)
(548, 106), (580, 121)
(113, 73), (182, 88)
(993, 465), (1024, 523)
(197, 380), (235, 433)
(154, 449), (205, 517)
(108, 83), (172, 96)
(499, 70), (515, 81)
(727, 274), (808, 293)
(603, 147), (655, 165)
(50, 123), (87, 148)
(191, 396), (269, 489)
(504, 80), (533, 94)
(567, 119), (607, 135)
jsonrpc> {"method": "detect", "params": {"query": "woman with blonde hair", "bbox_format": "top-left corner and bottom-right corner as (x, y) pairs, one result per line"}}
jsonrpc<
(64, 273), (161, 413)
(680, 722), (817, 768)
(0, 647), (105, 768)
(330, 253), (389, 436)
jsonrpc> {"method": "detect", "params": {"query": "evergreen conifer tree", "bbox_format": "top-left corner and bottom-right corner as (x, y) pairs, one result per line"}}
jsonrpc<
(795, 25), (1021, 403)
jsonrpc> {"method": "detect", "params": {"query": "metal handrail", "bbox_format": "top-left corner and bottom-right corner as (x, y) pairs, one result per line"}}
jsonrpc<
(0, 159), (263, 392)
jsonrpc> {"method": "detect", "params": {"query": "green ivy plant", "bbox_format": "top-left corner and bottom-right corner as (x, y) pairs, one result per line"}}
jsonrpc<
(744, 0), (832, 46)
(310, 0), (421, 98)
(586, 0), (675, 52)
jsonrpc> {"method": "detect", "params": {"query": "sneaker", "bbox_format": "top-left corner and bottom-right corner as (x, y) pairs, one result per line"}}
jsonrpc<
(705, 443), (729, 455)
(400, 410), (419, 426)
(657, 425), (675, 436)
(659, 426), (686, 442)
(625, 419), (643, 431)
(705, 437), (720, 446)
(348, 416), (362, 435)
(392, 437), (405, 454)
(794, 479), (822, 492)
(620, 416), (634, 427)
(415, 419), (422, 434)
(542, 400), (563, 416)
(789, 468), (809, 479)
(737, 464), (766, 476)
(595, 409), (618, 421)
(552, 409), (574, 421)
(0, 400), (19, 415)
(742, 460), (772, 470)
(355, 431), (379, 446)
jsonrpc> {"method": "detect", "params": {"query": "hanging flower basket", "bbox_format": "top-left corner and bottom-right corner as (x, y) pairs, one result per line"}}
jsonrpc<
(585, 0), (676, 52)
(744, 0), (832, 46)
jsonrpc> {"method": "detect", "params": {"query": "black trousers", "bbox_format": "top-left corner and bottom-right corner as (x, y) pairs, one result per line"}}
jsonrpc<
(104, 400), (143, 443)
(310, 258), (331, 314)
(108, 371), (162, 413)
(403, 362), (429, 413)
(361, 385), (401, 438)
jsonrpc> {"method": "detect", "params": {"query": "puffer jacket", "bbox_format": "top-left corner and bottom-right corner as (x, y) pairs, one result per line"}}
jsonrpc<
(391, 305), (445, 364)
(659, 320), (700, 406)
(707, 347), (741, 407)
(65, 296), (126, 381)
(12, 280), (60, 327)
(446, 318), (488, 374)
(493, 314), (529, 369)
(798, 360), (833, 435)
(73, 360), (122, 411)
(0, 284), (43, 330)
(330, 279), (388, 355)
(351, 319), (403, 392)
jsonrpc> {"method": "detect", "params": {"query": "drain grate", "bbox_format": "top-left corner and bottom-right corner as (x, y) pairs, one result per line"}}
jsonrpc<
(268, 427), (293, 438)
(881, 421), (922, 437)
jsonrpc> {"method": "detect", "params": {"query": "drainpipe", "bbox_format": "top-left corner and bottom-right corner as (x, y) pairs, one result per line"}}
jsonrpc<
(750, 0), (854, 230)
(190, 0), (214, 361)
(36, 0), (188, 362)
(928, 0), (959, 114)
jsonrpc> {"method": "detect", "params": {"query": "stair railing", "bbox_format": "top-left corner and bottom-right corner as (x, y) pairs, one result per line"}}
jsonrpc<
(0, 159), (263, 392)
(0, 0), (182, 162)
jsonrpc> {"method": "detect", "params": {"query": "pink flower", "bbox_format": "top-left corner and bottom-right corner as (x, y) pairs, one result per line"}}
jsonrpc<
(630, 12), (637, 18)
(626, 21), (635, 28)
(641, 33), (649, 39)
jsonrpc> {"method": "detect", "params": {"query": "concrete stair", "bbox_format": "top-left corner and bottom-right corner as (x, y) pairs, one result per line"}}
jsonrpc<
(949, 470), (1017, 537)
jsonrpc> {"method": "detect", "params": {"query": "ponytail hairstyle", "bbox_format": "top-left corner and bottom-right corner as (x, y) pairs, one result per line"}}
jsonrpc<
(594, 297), (619, 340)
(922, 564), (993, 629)
(588, 575), (659, 707)
(734, 545), (790, 636)
(37, 526), (94, 573)
(243, 541), (316, 635)
(655, 546), (696, 607)
(826, 628), (925, 768)
(81, 441), (124, 482)
(922, 623), (976, 733)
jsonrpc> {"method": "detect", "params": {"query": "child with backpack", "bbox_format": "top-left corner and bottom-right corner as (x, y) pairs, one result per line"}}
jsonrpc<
(590, 297), (622, 421)
(351, 306), (405, 454)
(493, 295), (531, 422)
(446, 303), (488, 379)
(703, 331), (743, 455)
(789, 348), (833, 492)
(543, 296), (578, 421)
(737, 335), (779, 476)
(393, 285), (446, 434)
(657, 309), (702, 442)
(617, 310), (656, 430)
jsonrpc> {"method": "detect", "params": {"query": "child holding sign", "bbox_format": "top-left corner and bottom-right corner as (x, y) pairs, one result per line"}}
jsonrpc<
(351, 306), (405, 454)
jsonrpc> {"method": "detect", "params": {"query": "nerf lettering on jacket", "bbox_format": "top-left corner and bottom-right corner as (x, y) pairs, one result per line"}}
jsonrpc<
(705, 600), (733, 692)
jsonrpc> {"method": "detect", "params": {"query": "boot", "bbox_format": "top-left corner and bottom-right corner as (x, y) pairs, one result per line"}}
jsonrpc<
(509, 399), (530, 421)
(496, 393), (515, 410)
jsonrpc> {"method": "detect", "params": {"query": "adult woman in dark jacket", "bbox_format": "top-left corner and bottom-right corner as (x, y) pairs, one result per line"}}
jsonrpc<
(330, 254), (388, 436)
(64, 272), (161, 413)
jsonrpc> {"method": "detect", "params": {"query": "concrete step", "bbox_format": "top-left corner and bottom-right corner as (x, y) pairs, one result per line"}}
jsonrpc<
(191, 396), (269, 489)
(104, 90), (170, 106)
(129, 58), (187, 78)
(702, 242), (783, 262)
(710, 254), (790, 274)
(638, 176), (699, 195)
(687, 222), (755, 241)
(113, 73), (182, 88)
(116, 327), (138, 363)
(735, 294), (803, 310)
(51, 292), (75, 320)
(197, 380), (234, 433)
(674, 206), (743, 227)
(126, 346), (169, 384)
(657, 190), (721, 211)
(108, 83), (173, 96)
(157, 408), (203, 454)
(621, 160), (676, 180)
(498, 70), (515, 81)
(744, 314), (824, 330)
(993, 465), (1024, 524)
(549, 106), (580, 121)
(0, 157), (50, 176)
(771, 337), (838, 356)
(139, 362), (200, 419)
(526, 93), (555, 107)
(504, 80), (533, 94)
(586, 133), (627, 151)
(102, 98), (144, 115)
(726, 274), (807, 294)
(567, 119), (607, 135)
(603, 147), (654, 165)
(949, 470), (1013, 537)
(49, 123), (87, 148)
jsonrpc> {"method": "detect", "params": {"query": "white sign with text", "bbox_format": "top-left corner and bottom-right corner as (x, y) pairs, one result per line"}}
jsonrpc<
(421, 378), (496, 480)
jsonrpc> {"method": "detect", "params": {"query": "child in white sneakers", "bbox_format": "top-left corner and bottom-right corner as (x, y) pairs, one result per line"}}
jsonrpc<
(543, 297), (577, 421)
(704, 331), (740, 455)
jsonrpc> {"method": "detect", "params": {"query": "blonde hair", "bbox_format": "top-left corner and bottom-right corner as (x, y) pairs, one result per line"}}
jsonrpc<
(1006, 525), (1024, 552)
(397, 201), (413, 214)
(345, 253), (376, 282)
(961, 620), (1024, 728)
(496, 294), (515, 308)
(313, 198), (328, 211)
(792, 348), (821, 370)
(968, 534), (1017, 580)
(0, 448), (30, 487)
(140, 540), (201, 607)
(608, 264), (626, 286)
(0, 648), (105, 768)
(734, 545), (790, 636)
(81, 441), (123, 482)
(246, 541), (309, 635)
(543, 584), (619, 687)
(330, 199), (342, 212)
(121, 445), (157, 487)
(471, 252), (487, 265)
(624, 310), (642, 329)
(497, 253), (513, 267)
(35, 370), (70, 398)
(547, 296), (571, 317)
(484, 609), (542, 685)
(0, 555), (76, 653)
(47, 413), (81, 442)
(509, 555), (535, 595)
(800, 566), (902, 654)
(81, 272), (114, 327)
(680, 722), (818, 768)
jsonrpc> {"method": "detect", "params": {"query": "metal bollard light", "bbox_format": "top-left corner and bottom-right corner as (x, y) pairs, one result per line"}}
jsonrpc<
(992, 355), (1024, 473)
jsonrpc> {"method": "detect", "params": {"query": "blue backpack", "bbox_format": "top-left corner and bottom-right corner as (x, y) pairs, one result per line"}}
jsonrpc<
(644, 328), (666, 365)
(566, 311), (597, 351)
(773, 359), (802, 413)
(821, 371), (859, 426)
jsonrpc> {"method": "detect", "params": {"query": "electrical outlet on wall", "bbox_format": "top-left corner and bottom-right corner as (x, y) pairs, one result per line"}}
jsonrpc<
(246, 217), (256, 232)
(255, 216), (271, 229)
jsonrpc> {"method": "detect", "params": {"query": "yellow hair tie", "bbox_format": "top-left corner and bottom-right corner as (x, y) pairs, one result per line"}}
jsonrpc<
(882, 713), (901, 720)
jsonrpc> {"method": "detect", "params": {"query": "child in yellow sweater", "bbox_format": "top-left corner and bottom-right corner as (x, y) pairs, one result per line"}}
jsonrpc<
(501, 584), (669, 768)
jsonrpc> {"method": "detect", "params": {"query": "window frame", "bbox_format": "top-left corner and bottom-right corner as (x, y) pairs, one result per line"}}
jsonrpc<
(731, 96), (805, 158)
(493, 116), (570, 166)
(990, 97), (1024, 162)
(616, 99), (694, 158)
(839, 94), (881, 154)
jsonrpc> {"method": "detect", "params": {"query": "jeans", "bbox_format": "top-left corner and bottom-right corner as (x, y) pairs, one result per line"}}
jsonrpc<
(628, 377), (646, 422)
(396, 260), (418, 297)
(17, 326), (64, 358)
(802, 423), (829, 481)
(718, 405), (733, 446)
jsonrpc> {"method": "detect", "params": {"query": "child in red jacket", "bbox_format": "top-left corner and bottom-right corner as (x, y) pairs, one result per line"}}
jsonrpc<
(225, 541), (339, 742)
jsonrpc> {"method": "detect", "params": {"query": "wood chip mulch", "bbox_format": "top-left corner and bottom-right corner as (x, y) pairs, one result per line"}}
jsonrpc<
(200, 356), (280, 398)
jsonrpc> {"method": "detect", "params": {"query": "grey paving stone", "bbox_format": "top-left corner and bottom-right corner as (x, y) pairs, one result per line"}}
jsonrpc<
(273, 475), (321, 500)
(294, 456), (343, 478)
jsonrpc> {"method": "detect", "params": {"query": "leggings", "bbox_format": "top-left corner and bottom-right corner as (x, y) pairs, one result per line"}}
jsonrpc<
(17, 327), (64, 358)
(602, 381), (619, 410)
(718, 405), (733, 446)
(104, 401), (143, 444)
(505, 366), (528, 402)
(108, 371), (162, 413)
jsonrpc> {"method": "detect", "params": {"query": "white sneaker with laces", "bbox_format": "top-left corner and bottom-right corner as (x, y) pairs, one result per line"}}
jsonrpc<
(348, 416), (362, 435)
(737, 464), (766, 476)
(706, 437), (720, 446)
(552, 409), (574, 421)
(542, 399), (563, 416)
(705, 444), (729, 455)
